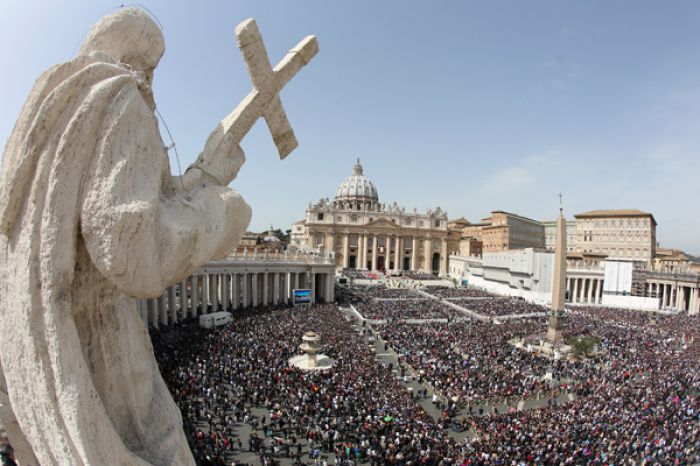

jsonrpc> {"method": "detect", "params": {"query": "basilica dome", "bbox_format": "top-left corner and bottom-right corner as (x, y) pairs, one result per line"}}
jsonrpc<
(334, 159), (378, 205)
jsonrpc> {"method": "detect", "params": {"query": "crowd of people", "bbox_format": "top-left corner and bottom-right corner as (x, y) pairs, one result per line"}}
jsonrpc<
(422, 287), (497, 299)
(463, 310), (700, 464)
(379, 318), (565, 404)
(457, 296), (549, 317)
(152, 304), (470, 465)
(354, 300), (462, 321)
(147, 280), (700, 465)
(402, 272), (440, 281)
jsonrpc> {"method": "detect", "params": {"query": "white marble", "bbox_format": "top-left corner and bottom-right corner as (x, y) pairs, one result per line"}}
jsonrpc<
(0, 7), (317, 465)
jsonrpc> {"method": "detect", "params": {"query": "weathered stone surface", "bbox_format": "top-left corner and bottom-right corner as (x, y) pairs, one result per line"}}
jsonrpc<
(0, 7), (316, 465)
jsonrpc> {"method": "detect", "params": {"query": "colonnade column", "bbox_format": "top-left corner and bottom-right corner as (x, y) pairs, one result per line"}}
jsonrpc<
(572, 278), (579, 303)
(371, 236), (378, 271)
(221, 273), (231, 311)
(240, 272), (247, 308)
(261, 272), (268, 306)
(598, 278), (603, 303)
(251, 273), (258, 307)
(139, 300), (148, 326)
(180, 280), (188, 318)
(168, 286), (177, 324)
(271, 272), (279, 305)
(148, 299), (158, 329)
(231, 274), (239, 310)
(190, 276), (198, 317)
(158, 295), (167, 326)
(310, 272), (316, 303)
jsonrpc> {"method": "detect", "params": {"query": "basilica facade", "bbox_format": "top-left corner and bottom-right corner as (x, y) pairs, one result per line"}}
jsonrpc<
(291, 159), (449, 274)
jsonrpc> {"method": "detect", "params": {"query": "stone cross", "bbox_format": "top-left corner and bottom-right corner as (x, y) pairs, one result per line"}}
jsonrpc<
(221, 19), (319, 160)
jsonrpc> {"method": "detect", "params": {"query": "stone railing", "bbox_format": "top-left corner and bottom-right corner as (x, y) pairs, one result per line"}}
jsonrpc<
(216, 252), (335, 265)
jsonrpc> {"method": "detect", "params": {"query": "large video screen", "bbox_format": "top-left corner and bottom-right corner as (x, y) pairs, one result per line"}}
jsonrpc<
(293, 288), (312, 305)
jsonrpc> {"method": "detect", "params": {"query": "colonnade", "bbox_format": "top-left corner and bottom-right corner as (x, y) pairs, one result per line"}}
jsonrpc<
(566, 276), (603, 304)
(645, 281), (700, 314)
(140, 267), (336, 329)
(334, 232), (447, 275)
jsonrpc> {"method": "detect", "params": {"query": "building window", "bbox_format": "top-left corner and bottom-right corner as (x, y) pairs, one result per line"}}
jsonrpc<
(317, 213), (324, 221)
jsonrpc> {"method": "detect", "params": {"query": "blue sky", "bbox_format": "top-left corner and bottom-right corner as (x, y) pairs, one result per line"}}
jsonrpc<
(2, 1), (700, 254)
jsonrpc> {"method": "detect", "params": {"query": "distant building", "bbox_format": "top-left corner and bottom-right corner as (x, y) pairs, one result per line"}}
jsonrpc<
(543, 219), (576, 252)
(480, 211), (545, 253)
(573, 209), (656, 263)
(291, 159), (449, 274)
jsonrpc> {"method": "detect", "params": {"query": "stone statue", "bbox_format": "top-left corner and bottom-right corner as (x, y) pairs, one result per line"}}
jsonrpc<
(0, 7), (317, 466)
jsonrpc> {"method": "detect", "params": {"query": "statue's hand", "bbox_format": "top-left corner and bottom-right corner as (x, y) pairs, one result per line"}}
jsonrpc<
(181, 142), (245, 190)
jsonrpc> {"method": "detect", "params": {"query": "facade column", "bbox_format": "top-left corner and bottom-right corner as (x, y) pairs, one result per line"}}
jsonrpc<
(572, 278), (579, 303)
(361, 234), (368, 270)
(440, 239), (448, 275)
(294, 271), (300, 291)
(394, 237), (401, 272)
(342, 234), (349, 268)
(326, 272), (334, 302)
(371, 235), (378, 271)
(592, 279), (599, 304)
(675, 285), (683, 311)
(586, 279), (594, 303)
(168, 286), (177, 324)
(689, 287), (699, 315)
(325, 233), (335, 257)
(598, 278), (603, 303)
(423, 238), (432, 273)
(411, 237), (418, 272)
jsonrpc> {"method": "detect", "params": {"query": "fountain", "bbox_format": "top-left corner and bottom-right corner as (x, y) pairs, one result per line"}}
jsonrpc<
(288, 331), (335, 371)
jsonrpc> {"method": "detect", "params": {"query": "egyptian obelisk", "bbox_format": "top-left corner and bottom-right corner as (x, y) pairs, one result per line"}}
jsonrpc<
(547, 200), (567, 342)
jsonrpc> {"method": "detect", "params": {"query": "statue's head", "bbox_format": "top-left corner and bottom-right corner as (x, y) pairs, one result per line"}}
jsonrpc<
(78, 7), (165, 77)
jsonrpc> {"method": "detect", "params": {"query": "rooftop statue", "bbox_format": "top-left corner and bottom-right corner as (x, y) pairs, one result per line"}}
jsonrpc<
(0, 7), (317, 465)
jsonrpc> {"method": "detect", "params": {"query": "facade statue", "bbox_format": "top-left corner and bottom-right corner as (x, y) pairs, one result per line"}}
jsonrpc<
(0, 7), (316, 466)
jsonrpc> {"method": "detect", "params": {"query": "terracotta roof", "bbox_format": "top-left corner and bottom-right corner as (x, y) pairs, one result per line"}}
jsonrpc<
(575, 209), (648, 217)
